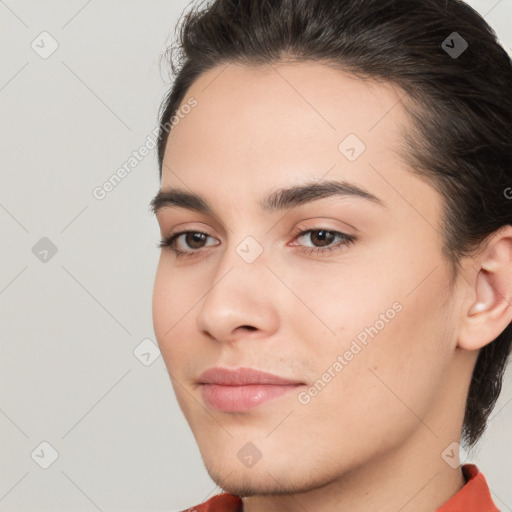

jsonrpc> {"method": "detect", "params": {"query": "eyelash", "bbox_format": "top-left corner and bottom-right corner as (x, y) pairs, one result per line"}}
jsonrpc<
(157, 228), (356, 259)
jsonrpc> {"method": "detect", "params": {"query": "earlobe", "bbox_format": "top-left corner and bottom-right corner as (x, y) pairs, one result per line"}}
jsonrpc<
(457, 230), (512, 351)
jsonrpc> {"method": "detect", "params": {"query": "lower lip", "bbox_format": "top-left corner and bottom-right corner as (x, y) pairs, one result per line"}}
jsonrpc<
(201, 383), (302, 412)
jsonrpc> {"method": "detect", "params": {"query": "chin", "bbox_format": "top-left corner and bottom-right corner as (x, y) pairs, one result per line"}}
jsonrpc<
(202, 456), (330, 497)
(206, 471), (299, 497)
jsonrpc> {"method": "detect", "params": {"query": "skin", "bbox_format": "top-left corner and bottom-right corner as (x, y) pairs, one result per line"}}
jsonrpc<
(151, 61), (512, 512)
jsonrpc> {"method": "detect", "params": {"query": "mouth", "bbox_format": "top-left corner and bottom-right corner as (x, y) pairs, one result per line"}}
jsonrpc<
(197, 366), (305, 412)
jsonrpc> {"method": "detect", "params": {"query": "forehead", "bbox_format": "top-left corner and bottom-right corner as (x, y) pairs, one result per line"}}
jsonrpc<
(161, 61), (439, 224)
(164, 61), (409, 171)
(168, 61), (408, 145)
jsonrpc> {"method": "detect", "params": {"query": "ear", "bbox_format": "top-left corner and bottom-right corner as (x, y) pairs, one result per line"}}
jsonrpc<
(457, 226), (512, 351)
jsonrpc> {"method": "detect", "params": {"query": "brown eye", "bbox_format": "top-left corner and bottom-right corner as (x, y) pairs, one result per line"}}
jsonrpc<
(292, 228), (356, 257)
(184, 232), (208, 249)
(308, 230), (336, 247)
(158, 231), (220, 257)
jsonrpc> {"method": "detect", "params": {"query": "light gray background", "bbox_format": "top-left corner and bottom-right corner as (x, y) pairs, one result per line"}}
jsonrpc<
(0, 1), (511, 511)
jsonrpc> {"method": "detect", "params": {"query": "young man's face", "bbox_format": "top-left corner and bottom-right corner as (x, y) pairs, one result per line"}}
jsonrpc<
(152, 62), (470, 497)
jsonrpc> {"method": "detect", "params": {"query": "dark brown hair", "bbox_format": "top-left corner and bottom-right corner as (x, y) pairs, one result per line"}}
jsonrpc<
(155, 0), (512, 449)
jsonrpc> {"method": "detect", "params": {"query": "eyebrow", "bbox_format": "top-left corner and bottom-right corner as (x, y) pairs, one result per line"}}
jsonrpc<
(149, 179), (386, 217)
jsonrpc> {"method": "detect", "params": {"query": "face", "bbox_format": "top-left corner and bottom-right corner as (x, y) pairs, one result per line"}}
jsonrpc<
(152, 61), (462, 496)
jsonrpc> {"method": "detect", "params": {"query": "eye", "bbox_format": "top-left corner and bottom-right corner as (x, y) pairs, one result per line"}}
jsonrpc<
(157, 231), (219, 258)
(157, 228), (356, 259)
(290, 229), (356, 256)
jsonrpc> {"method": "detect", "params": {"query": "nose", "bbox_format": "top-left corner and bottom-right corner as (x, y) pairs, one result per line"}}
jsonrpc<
(195, 247), (280, 344)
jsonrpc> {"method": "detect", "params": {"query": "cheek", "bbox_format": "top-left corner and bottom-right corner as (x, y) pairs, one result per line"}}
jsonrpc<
(152, 262), (201, 418)
(152, 260), (194, 364)
(285, 244), (454, 426)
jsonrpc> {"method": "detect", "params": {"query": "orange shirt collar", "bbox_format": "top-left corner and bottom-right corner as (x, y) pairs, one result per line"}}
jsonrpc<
(435, 463), (500, 512)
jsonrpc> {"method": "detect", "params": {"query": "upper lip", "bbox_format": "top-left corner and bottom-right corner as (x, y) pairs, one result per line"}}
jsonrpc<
(198, 367), (304, 386)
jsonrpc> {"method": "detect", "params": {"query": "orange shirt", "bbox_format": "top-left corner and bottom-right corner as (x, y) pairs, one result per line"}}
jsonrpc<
(181, 464), (499, 512)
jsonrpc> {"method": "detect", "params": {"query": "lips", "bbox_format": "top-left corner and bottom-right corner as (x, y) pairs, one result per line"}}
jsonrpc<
(198, 367), (305, 412)
(198, 367), (303, 386)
